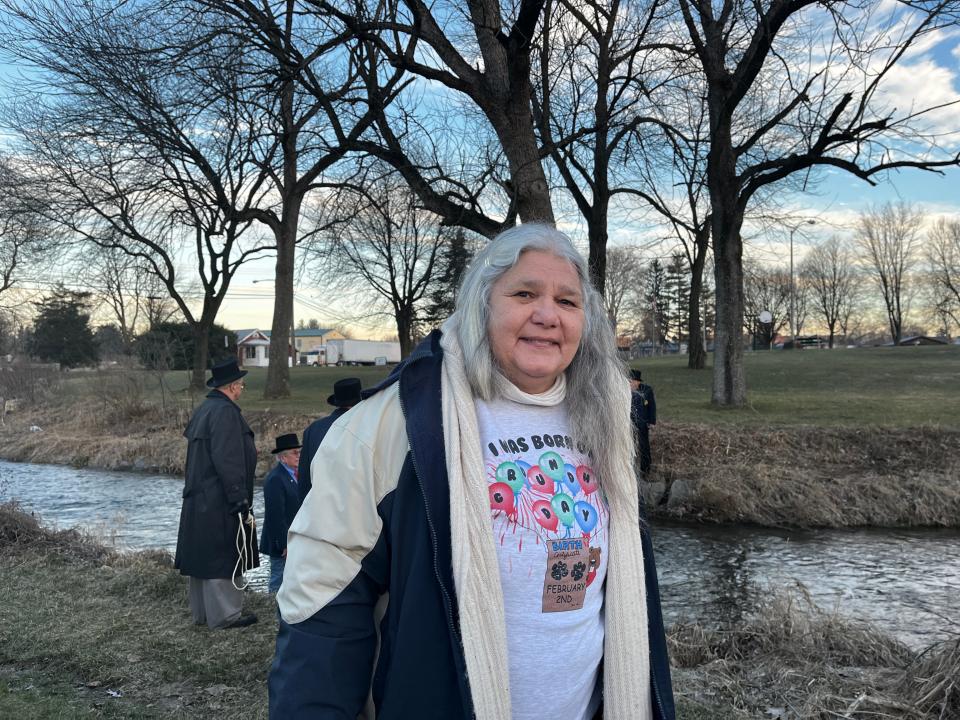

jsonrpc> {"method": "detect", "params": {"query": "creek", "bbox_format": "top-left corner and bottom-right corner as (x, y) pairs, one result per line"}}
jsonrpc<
(2, 459), (957, 649)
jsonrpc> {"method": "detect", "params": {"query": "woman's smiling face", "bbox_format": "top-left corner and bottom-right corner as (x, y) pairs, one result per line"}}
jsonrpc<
(487, 250), (585, 394)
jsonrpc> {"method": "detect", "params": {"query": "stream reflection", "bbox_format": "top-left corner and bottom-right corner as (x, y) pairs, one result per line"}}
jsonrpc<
(2, 459), (957, 648)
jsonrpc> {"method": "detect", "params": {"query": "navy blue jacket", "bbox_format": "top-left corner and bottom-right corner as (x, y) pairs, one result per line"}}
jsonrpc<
(297, 407), (348, 502)
(631, 383), (657, 428)
(269, 332), (675, 719)
(259, 462), (302, 558)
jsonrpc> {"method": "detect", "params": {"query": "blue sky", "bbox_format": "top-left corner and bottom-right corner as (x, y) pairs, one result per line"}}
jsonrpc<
(1, 4), (958, 335)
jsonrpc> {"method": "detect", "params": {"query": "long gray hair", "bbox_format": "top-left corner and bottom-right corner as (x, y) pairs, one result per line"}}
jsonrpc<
(451, 223), (636, 493)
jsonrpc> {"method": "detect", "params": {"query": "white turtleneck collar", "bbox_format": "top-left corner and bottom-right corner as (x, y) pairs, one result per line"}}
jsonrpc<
(494, 372), (566, 407)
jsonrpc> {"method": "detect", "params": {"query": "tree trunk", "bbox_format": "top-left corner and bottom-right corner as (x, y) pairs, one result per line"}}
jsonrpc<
(707, 105), (747, 406)
(263, 203), (299, 399)
(711, 211), (747, 405)
(395, 304), (415, 359)
(500, 107), (554, 225)
(190, 318), (212, 391)
(586, 99), (610, 292)
(687, 273), (706, 370)
(264, 77), (299, 400)
(479, 5), (554, 228)
(687, 227), (710, 370)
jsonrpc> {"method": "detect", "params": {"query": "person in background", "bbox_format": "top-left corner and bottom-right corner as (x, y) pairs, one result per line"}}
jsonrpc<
(175, 357), (259, 630)
(260, 433), (303, 594)
(269, 224), (674, 719)
(296, 377), (362, 501)
(630, 368), (657, 475)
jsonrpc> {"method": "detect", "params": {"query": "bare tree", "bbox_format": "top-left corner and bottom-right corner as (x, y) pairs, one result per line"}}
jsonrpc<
(856, 203), (923, 344)
(927, 217), (960, 333)
(1, 0), (278, 387)
(743, 261), (790, 348)
(621, 78), (714, 369)
(314, 0), (557, 237)
(187, 0), (407, 398)
(0, 155), (56, 300)
(308, 172), (445, 356)
(603, 245), (645, 336)
(800, 236), (861, 348)
(675, 0), (960, 405)
(533, 0), (674, 289)
(80, 246), (148, 351)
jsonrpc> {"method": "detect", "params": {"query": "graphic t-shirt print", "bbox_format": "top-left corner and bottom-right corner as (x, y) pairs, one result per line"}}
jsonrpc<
(485, 430), (609, 612)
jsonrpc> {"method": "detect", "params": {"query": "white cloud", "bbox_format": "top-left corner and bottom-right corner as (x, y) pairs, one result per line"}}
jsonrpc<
(873, 58), (960, 136)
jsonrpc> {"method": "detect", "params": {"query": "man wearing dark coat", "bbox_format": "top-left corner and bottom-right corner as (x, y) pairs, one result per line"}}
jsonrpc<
(630, 368), (657, 475)
(297, 377), (363, 501)
(174, 358), (259, 629)
(260, 433), (303, 593)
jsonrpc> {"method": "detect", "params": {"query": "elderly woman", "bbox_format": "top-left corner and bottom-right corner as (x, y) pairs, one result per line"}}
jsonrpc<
(269, 225), (675, 719)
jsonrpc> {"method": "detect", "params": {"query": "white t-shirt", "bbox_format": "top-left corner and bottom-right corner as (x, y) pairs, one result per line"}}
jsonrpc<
(476, 396), (609, 720)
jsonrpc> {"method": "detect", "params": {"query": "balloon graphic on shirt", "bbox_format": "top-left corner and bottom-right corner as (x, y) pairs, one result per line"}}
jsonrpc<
(551, 493), (576, 530)
(574, 500), (598, 534)
(561, 463), (581, 496)
(489, 482), (515, 515)
(516, 459), (533, 476)
(495, 461), (525, 497)
(538, 451), (564, 481)
(525, 464), (555, 495)
(576, 465), (599, 495)
(531, 499), (559, 532)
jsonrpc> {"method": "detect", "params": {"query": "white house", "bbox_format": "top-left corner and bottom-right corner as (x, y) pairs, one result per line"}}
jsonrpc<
(236, 329), (271, 367)
(235, 327), (344, 367)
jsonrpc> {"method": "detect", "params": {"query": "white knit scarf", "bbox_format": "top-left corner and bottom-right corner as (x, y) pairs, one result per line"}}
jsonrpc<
(439, 327), (652, 720)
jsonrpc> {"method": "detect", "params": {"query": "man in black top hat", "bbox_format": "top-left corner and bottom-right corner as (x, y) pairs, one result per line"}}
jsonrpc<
(174, 358), (259, 629)
(297, 378), (363, 501)
(629, 368), (657, 475)
(260, 433), (303, 593)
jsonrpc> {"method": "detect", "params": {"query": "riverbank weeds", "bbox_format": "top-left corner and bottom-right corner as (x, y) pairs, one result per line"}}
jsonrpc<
(0, 366), (959, 527)
(2, 503), (956, 719)
(670, 586), (959, 718)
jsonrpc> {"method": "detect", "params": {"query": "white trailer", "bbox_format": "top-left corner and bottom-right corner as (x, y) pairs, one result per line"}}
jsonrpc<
(311, 339), (401, 366)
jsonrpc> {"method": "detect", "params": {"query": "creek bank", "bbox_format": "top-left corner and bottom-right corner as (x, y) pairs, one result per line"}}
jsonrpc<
(2, 402), (959, 528)
(2, 502), (957, 720)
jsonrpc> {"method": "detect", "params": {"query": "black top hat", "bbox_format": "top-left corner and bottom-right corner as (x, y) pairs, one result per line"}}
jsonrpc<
(328, 378), (363, 408)
(271, 433), (302, 454)
(629, 368), (643, 382)
(207, 358), (248, 388)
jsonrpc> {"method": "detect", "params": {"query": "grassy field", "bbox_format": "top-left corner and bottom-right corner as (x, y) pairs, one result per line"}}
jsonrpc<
(57, 344), (960, 428)
(631, 344), (960, 427)
(3, 346), (956, 528)
(2, 502), (957, 719)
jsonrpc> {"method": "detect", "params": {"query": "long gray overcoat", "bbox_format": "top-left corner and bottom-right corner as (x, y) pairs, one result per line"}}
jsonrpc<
(174, 389), (258, 579)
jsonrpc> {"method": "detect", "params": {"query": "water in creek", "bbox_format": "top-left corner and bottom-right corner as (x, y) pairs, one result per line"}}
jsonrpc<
(2, 459), (957, 648)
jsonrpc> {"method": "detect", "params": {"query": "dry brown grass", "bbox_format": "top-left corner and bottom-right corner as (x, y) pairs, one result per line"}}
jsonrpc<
(3, 377), (959, 526)
(901, 638), (960, 718)
(0, 501), (117, 565)
(0, 503), (273, 718)
(1, 503), (955, 718)
(668, 587), (959, 719)
(0, 396), (316, 477)
(649, 424), (960, 527)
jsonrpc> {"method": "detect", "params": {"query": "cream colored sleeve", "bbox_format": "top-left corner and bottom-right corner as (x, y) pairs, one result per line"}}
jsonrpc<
(277, 383), (409, 624)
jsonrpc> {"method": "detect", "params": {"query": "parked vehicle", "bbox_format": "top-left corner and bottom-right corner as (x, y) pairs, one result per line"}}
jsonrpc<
(307, 339), (401, 366)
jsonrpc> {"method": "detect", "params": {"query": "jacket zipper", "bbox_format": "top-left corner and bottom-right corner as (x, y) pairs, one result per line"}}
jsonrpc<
(398, 390), (460, 646)
(651, 667), (667, 719)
